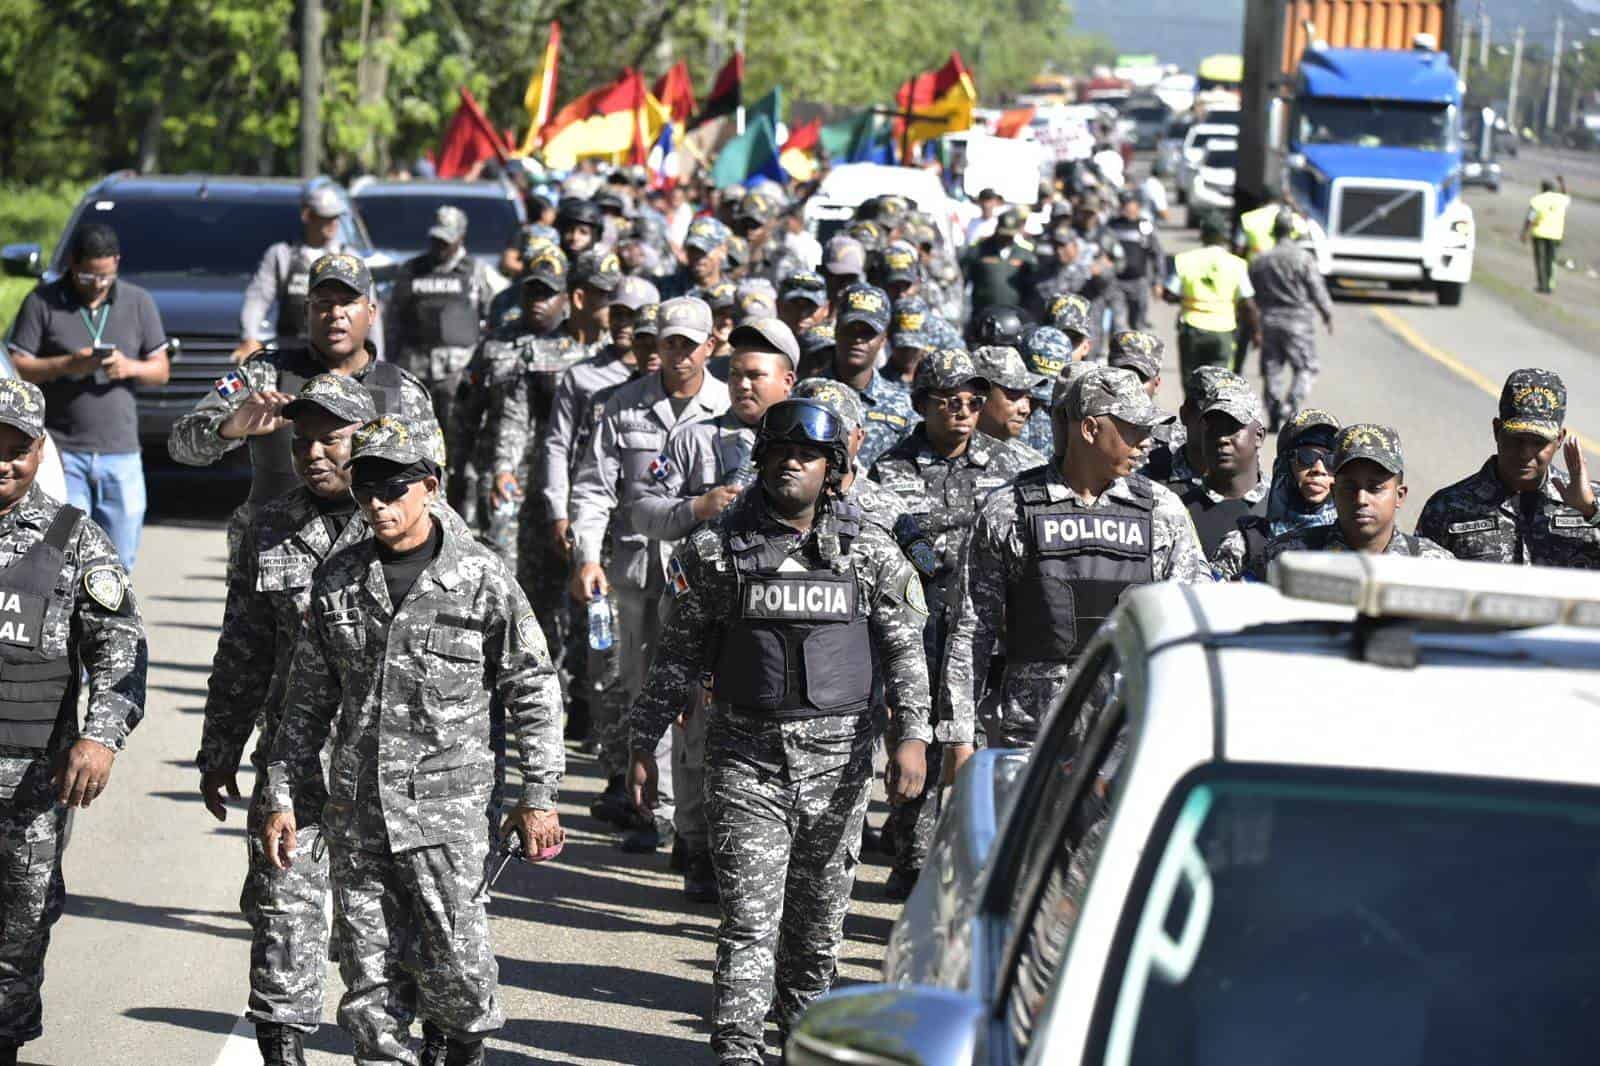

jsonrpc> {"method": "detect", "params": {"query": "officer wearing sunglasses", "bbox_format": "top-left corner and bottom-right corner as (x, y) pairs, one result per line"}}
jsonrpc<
(627, 398), (932, 1066)
(260, 416), (564, 1066)
(1212, 408), (1341, 581)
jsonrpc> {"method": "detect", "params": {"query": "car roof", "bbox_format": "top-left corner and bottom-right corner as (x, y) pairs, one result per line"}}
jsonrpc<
(351, 178), (516, 200)
(1125, 580), (1600, 790)
(89, 174), (314, 201)
(813, 164), (950, 210)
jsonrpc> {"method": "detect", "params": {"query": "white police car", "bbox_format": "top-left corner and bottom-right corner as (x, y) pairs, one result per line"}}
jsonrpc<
(791, 553), (1600, 1066)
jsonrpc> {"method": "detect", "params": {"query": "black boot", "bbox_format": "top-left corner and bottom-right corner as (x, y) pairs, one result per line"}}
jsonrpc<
(589, 775), (632, 825)
(444, 1037), (486, 1066)
(0, 1044), (18, 1066)
(419, 1020), (448, 1066)
(683, 849), (718, 903)
(668, 833), (688, 872)
(619, 814), (674, 853)
(256, 1023), (306, 1066)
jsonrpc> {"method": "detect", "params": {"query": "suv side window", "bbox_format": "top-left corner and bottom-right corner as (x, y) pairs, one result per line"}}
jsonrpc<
(995, 649), (1127, 1056)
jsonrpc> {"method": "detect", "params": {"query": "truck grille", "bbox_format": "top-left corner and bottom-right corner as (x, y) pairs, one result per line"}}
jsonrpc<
(136, 334), (238, 445)
(1336, 186), (1426, 240)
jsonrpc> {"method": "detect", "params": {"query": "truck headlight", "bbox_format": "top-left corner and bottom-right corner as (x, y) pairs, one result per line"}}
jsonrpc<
(1450, 219), (1472, 237)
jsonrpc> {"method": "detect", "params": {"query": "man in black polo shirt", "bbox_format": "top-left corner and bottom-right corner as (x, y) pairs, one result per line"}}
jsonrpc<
(7, 223), (169, 569)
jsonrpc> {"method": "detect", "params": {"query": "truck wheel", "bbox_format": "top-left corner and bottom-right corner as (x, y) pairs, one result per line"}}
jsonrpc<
(1435, 281), (1464, 307)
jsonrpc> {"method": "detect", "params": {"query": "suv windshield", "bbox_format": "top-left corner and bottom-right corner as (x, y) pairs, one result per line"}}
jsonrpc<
(1202, 149), (1238, 169)
(355, 194), (519, 257)
(1102, 770), (1600, 1065)
(1298, 99), (1456, 151)
(64, 197), (360, 277)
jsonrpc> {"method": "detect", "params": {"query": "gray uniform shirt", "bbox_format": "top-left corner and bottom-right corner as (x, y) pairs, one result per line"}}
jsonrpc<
(538, 348), (637, 527)
(631, 410), (759, 544)
(1247, 242), (1333, 325)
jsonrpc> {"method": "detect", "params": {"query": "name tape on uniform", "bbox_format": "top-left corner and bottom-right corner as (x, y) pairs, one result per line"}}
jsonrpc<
(1033, 513), (1150, 553)
(742, 577), (857, 621)
(412, 277), (466, 295)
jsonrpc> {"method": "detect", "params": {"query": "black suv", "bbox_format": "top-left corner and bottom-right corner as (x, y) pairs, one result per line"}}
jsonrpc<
(1, 173), (378, 456)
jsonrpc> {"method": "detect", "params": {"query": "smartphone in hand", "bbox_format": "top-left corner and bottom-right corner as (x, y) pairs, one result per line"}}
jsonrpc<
(92, 344), (114, 385)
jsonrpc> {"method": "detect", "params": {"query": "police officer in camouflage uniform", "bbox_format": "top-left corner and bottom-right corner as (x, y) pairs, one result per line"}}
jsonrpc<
(1417, 369), (1600, 567)
(972, 345), (1049, 469)
(1105, 191), (1165, 331)
(777, 271), (828, 338)
(1260, 424), (1453, 575)
(198, 373), (374, 1066)
(169, 254), (442, 561)
(941, 367), (1209, 774)
(1046, 291), (1097, 361)
(814, 284), (917, 468)
(731, 190), (784, 283)
(1141, 364), (1236, 491)
(262, 417), (564, 1066)
(1248, 212), (1333, 431)
(1016, 326), (1076, 457)
(0, 380), (145, 1066)
(627, 398), (931, 1065)
(384, 206), (497, 430)
(674, 217), (732, 301)
(869, 350), (1038, 899)
(235, 183), (366, 363)
(570, 298), (731, 847)
(632, 319), (798, 899)
(1178, 375), (1268, 559)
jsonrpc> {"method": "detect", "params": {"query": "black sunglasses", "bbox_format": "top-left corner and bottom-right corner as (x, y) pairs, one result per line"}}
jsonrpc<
(350, 478), (423, 504)
(1292, 444), (1334, 470)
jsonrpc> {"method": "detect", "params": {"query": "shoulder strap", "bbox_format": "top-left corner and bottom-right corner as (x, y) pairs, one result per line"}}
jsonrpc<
(363, 361), (406, 415)
(42, 504), (83, 553)
(1123, 474), (1158, 511)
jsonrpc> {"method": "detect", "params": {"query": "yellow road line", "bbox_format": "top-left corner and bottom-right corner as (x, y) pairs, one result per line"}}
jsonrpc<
(1368, 304), (1600, 456)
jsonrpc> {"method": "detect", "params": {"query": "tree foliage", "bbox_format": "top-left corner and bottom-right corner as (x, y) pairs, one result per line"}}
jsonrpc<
(0, 0), (1112, 185)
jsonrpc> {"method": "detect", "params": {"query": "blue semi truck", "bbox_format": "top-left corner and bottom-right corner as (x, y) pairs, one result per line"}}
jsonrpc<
(1236, 0), (1474, 306)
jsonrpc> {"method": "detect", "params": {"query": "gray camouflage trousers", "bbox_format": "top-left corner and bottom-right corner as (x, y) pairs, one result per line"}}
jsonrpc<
(704, 712), (874, 1064)
(244, 772), (330, 1031)
(329, 835), (501, 1065)
(0, 763), (66, 1047)
(672, 687), (710, 852)
(1260, 318), (1320, 432)
(595, 581), (673, 819)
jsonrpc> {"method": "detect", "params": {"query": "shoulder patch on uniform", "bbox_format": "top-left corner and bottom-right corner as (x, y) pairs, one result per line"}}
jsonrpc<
(647, 454), (674, 483)
(904, 573), (928, 616)
(668, 555), (692, 597)
(516, 613), (540, 652)
(83, 565), (126, 612)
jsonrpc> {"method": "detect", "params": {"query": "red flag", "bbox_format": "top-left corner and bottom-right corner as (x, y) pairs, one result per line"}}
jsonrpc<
(691, 53), (743, 129)
(995, 106), (1035, 139)
(782, 118), (821, 154)
(522, 21), (561, 153)
(653, 61), (698, 126)
(436, 87), (511, 178)
(541, 68), (659, 168)
(894, 52), (978, 151)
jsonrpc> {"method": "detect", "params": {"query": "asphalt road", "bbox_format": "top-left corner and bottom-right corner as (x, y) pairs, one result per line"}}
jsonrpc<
(20, 191), (1600, 1066)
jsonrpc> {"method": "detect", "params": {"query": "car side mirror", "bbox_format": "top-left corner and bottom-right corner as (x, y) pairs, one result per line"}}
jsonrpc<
(1, 243), (42, 278)
(786, 985), (985, 1066)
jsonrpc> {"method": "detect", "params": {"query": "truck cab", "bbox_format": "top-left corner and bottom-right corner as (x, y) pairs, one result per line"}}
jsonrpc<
(1285, 45), (1474, 305)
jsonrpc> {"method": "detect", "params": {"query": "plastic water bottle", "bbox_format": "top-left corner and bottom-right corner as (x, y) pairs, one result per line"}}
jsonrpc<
(587, 593), (614, 651)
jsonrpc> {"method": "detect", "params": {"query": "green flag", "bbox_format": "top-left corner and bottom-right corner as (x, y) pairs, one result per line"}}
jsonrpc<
(749, 86), (783, 128)
(710, 112), (787, 187)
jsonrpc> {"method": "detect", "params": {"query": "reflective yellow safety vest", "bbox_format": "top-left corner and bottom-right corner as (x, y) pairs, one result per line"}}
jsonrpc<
(1175, 245), (1249, 333)
(1529, 191), (1570, 241)
(1239, 203), (1306, 257)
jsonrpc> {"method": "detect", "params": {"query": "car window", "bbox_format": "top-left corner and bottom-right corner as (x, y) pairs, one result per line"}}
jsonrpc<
(1097, 770), (1600, 1066)
(989, 644), (1127, 1056)
(1202, 149), (1238, 169)
(355, 194), (521, 257)
(61, 198), (305, 276)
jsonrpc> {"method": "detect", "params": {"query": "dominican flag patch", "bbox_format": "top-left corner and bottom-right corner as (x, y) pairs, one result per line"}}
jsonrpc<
(647, 454), (673, 483)
(214, 370), (250, 401)
(668, 556), (691, 597)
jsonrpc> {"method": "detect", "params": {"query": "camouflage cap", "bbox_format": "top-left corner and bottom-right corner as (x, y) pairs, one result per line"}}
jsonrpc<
(994, 207), (1027, 237)
(1049, 360), (1099, 414)
(736, 190), (778, 224)
(779, 270), (827, 306)
(799, 322), (837, 357)
(658, 296), (714, 344)
(972, 345), (1045, 392)
(837, 283), (891, 334)
(1048, 292), (1093, 341)
(516, 229), (560, 263)
(1066, 365), (1174, 426)
(427, 204), (468, 243)
(889, 296), (933, 351)
(0, 379), (46, 439)
(912, 348), (989, 398)
(1333, 423), (1404, 475)
(1022, 325), (1074, 379)
(823, 235), (866, 277)
(308, 252), (372, 296)
(1108, 330), (1165, 382)
(302, 183), (347, 218)
(346, 415), (434, 469)
(570, 249), (622, 293)
(1202, 375), (1263, 427)
(684, 216), (731, 253)
(1185, 365), (1240, 410)
(634, 302), (661, 337)
(1498, 368), (1567, 440)
(610, 275), (660, 311)
(847, 219), (886, 253)
(793, 377), (864, 435)
(737, 288), (778, 323)
(1278, 407), (1341, 453)
(724, 235), (748, 269)
(282, 372), (377, 425)
(520, 243), (569, 294)
(703, 280), (739, 312)
(876, 241), (920, 284)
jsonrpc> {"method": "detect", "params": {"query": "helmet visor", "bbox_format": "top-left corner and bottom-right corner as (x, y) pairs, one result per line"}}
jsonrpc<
(759, 401), (844, 450)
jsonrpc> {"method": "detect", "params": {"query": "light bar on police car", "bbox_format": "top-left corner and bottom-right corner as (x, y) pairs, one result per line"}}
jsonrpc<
(1269, 551), (1600, 628)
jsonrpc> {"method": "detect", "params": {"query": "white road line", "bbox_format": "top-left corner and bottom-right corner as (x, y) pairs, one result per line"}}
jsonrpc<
(210, 1009), (262, 1066)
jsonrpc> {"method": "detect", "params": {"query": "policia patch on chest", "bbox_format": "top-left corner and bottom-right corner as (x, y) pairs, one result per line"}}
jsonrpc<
(740, 574), (858, 621)
(1032, 513), (1151, 554)
(0, 590), (44, 646)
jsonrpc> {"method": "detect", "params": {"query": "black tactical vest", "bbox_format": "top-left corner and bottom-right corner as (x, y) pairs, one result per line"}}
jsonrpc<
(713, 508), (875, 719)
(275, 243), (321, 341)
(1181, 485), (1266, 560)
(1006, 471), (1155, 664)
(0, 506), (84, 753)
(1110, 218), (1153, 281)
(248, 348), (406, 503)
(400, 258), (479, 352)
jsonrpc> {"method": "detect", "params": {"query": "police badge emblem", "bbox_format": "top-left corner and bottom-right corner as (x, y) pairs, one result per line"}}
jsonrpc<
(84, 565), (126, 612)
(516, 613), (540, 652)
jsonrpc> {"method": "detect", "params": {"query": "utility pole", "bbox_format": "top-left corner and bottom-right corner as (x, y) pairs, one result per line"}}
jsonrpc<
(1548, 15), (1565, 133)
(734, 0), (749, 134)
(1462, 20), (1474, 89)
(1479, 9), (1490, 68)
(299, 0), (324, 178)
(1509, 26), (1525, 132)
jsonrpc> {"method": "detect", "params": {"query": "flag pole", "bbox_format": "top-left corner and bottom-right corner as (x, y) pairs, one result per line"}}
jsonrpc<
(735, 0), (749, 134)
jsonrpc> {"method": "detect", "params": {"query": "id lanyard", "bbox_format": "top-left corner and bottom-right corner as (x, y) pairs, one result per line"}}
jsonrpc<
(77, 304), (109, 349)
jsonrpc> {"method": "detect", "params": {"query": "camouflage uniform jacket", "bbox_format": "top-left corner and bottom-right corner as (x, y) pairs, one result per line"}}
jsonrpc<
(0, 486), (146, 790)
(197, 487), (367, 778)
(537, 347), (638, 527)
(1255, 523), (1454, 580)
(628, 491), (932, 754)
(631, 410), (758, 544)
(487, 332), (592, 482)
(266, 514), (563, 852)
(1416, 458), (1600, 568)
(813, 365), (917, 470)
(452, 322), (578, 486)
(168, 343), (442, 499)
(938, 465), (1210, 746)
